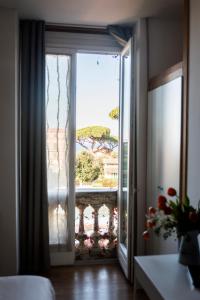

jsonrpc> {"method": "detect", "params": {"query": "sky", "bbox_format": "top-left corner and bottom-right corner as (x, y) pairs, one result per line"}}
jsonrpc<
(76, 53), (120, 137)
(46, 53), (120, 138)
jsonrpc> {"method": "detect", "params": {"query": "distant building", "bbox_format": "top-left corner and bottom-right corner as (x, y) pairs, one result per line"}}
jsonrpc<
(102, 157), (118, 179)
(46, 128), (66, 173)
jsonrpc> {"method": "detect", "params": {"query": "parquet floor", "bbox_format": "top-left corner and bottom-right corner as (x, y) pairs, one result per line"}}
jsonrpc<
(47, 263), (149, 300)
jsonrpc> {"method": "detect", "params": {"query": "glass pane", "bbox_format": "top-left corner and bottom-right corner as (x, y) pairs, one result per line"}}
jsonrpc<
(121, 51), (131, 247)
(46, 54), (72, 248)
(76, 53), (120, 190)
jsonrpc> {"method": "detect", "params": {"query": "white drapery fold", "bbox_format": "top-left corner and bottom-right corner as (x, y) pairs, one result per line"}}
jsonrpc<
(46, 54), (72, 251)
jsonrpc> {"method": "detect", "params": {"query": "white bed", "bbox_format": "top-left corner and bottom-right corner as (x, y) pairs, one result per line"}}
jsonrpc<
(0, 276), (55, 300)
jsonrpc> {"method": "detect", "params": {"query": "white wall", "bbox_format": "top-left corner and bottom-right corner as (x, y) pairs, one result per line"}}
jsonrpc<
(0, 8), (19, 275)
(148, 18), (183, 78)
(187, 0), (200, 206)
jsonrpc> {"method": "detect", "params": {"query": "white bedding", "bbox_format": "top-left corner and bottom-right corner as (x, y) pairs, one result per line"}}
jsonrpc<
(0, 275), (55, 300)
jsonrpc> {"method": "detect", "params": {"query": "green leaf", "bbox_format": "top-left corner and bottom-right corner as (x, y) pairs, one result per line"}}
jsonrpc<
(76, 126), (118, 154)
(109, 107), (119, 120)
(184, 196), (190, 207)
(169, 201), (177, 209)
(198, 200), (200, 212)
(76, 151), (103, 183)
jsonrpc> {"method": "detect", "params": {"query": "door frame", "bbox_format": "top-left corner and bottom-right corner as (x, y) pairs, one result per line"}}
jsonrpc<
(45, 33), (121, 265)
(118, 37), (137, 281)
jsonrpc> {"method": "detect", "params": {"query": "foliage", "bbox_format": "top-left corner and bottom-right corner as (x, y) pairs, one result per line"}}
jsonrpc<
(76, 126), (118, 154)
(94, 178), (118, 188)
(76, 151), (103, 184)
(111, 151), (118, 158)
(109, 107), (119, 120)
(143, 187), (200, 240)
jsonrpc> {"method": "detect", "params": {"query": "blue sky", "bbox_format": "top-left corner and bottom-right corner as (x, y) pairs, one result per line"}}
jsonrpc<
(76, 53), (119, 136)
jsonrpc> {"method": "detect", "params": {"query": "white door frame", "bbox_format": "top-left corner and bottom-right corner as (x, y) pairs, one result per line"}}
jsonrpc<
(118, 37), (137, 281)
(45, 32), (121, 266)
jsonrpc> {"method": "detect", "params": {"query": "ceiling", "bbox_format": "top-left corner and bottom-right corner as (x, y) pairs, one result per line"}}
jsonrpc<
(0, 0), (183, 26)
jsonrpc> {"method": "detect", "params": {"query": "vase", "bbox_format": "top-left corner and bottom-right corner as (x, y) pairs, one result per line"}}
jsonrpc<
(179, 230), (200, 266)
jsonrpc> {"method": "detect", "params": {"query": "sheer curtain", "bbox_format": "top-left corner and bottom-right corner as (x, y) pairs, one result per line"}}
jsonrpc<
(46, 54), (72, 251)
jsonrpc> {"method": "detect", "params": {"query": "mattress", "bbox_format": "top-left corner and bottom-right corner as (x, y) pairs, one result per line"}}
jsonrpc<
(0, 275), (55, 300)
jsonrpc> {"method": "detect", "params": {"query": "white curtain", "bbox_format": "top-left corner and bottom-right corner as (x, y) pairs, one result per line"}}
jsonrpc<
(46, 54), (72, 251)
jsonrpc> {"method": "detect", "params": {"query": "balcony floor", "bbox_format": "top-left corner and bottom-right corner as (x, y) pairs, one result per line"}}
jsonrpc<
(47, 263), (149, 300)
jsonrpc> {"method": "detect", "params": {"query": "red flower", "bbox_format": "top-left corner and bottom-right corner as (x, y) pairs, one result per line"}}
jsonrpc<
(167, 187), (176, 197)
(189, 211), (199, 223)
(158, 195), (167, 210)
(148, 207), (156, 215)
(164, 206), (172, 215)
(146, 220), (156, 228)
(143, 230), (150, 240)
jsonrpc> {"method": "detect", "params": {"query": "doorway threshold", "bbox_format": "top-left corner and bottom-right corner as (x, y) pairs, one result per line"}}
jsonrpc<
(75, 258), (118, 266)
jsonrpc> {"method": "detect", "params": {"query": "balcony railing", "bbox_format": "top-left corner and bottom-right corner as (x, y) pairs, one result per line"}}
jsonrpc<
(75, 190), (118, 260)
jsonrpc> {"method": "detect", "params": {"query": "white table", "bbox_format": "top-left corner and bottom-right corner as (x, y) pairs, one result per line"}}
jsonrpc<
(134, 254), (200, 300)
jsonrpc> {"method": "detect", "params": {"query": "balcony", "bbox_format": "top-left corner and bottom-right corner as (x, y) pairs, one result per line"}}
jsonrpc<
(75, 190), (118, 260)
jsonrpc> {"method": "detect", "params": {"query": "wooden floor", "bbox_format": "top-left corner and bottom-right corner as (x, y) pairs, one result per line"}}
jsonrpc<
(47, 263), (149, 300)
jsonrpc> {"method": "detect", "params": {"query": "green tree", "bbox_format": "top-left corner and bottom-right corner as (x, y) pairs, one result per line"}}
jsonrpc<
(109, 107), (119, 120)
(76, 126), (118, 154)
(76, 151), (102, 184)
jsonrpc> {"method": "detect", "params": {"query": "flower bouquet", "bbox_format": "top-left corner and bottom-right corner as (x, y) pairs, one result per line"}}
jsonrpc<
(143, 187), (200, 241)
(143, 188), (200, 288)
(143, 187), (200, 288)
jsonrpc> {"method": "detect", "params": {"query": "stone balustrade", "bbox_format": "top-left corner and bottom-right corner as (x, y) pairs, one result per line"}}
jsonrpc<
(75, 190), (118, 260)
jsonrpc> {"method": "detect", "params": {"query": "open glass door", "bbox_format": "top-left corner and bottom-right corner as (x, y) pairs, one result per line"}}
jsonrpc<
(118, 38), (136, 281)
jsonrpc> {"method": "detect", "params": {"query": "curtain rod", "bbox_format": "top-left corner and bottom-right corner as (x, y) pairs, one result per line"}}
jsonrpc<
(45, 24), (109, 35)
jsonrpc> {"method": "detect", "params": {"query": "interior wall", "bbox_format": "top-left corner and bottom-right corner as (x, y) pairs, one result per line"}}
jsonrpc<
(0, 8), (19, 275)
(187, 0), (200, 206)
(148, 18), (183, 78)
